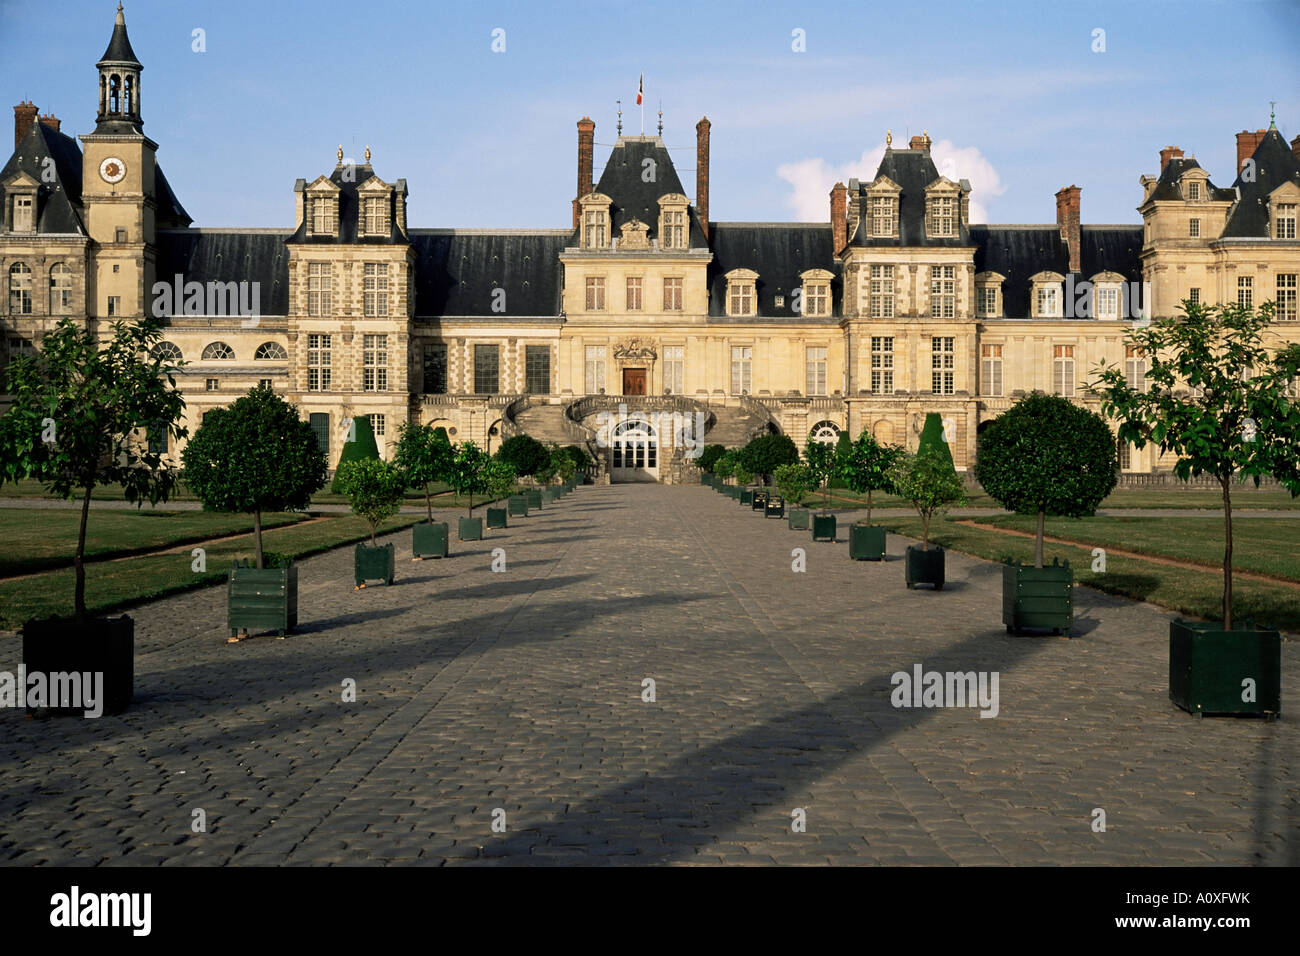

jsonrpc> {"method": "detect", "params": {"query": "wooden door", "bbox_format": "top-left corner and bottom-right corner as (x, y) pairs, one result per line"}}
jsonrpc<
(622, 367), (647, 396)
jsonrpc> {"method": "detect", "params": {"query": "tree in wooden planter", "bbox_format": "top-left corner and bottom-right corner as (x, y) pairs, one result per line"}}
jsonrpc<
(774, 462), (813, 529)
(714, 450), (737, 486)
(181, 385), (327, 641)
(329, 414), (380, 494)
(803, 438), (836, 511)
(335, 457), (406, 588)
(740, 433), (798, 486)
(449, 441), (490, 540)
(1091, 301), (1300, 714)
(976, 391), (1116, 632)
(497, 433), (550, 487)
(697, 444), (727, 475)
(839, 430), (901, 560)
(0, 317), (187, 713)
(393, 421), (453, 558)
(483, 458), (518, 529)
(889, 445), (967, 589)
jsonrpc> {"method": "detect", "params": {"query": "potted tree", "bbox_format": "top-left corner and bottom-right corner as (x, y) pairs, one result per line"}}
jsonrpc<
(775, 462), (813, 529)
(714, 450), (738, 498)
(1, 317), (186, 713)
(498, 433), (549, 509)
(393, 421), (452, 560)
(449, 441), (490, 541)
(840, 430), (901, 561)
(330, 414), (380, 493)
(484, 458), (518, 529)
(335, 457), (406, 588)
(1092, 300), (1300, 716)
(889, 445), (967, 590)
(697, 444), (726, 485)
(182, 385), (327, 642)
(735, 462), (755, 506)
(976, 392), (1116, 634)
(804, 439), (837, 542)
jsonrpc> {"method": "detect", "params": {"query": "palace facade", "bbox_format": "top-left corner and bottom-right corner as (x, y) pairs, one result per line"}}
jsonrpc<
(3, 7), (1299, 481)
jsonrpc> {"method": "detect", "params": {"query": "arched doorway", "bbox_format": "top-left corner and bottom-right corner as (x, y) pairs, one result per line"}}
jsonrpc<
(610, 417), (658, 482)
(808, 420), (841, 445)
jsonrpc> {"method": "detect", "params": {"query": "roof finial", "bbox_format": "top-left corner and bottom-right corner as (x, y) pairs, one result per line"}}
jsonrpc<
(337, 144), (343, 164)
(1269, 101), (1277, 130)
(886, 129), (892, 148)
(364, 144), (371, 163)
(657, 104), (663, 136)
(116, 2), (124, 24)
(616, 99), (622, 135)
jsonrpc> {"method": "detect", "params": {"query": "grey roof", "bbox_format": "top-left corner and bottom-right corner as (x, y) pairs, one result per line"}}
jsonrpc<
(707, 223), (841, 318)
(592, 137), (708, 249)
(409, 230), (569, 317)
(98, 7), (142, 67)
(156, 230), (292, 315)
(1222, 127), (1300, 238)
(850, 147), (972, 248)
(1147, 157), (1235, 203)
(0, 120), (86, 235)
(154, 164), (192, 227)
(286, 163), (406, 245)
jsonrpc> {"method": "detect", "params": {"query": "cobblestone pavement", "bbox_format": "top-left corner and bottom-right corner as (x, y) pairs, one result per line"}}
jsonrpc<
(1, 484), (1296, 866)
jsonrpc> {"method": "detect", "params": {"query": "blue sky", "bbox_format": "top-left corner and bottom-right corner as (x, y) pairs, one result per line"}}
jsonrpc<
(2, 0), (1296, 228)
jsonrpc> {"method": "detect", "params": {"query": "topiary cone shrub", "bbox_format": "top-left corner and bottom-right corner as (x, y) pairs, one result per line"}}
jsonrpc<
(330, 414), (380, 494)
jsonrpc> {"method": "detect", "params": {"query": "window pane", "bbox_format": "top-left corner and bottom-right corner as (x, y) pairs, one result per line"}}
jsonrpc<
(474, 344), (499, 394)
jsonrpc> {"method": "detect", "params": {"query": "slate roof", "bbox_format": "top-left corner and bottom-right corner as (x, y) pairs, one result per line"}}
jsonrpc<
(98, 7), (142, 67)
(850, 147), (972, 248)
(156, 229), (292, 315)
(286, 164), (407, 245)
(591, 137), (708, 249)
(1146, 157), (1235, 203)
(409, 230), (569, 317)
(155, 164), (192, 227)
(707, 224), (841, 319)
(0, 120), (87, 235)
(1222, 127), (1300, 238)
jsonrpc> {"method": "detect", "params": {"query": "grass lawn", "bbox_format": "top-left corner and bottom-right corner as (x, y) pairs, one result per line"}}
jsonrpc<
(0, 509), (306, 577)
(0, 514), (423, 630)
(1, 477), (458, 506)
(874, 514), (1300, 633)
(800, 483), (1300, 511)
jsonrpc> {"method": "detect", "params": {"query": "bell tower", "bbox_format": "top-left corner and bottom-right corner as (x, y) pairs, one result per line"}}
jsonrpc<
(80, 3), (160, 322)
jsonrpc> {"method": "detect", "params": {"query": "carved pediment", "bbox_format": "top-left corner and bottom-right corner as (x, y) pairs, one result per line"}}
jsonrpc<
(613, 337), (657, 361)
(619, 218), (651, 249)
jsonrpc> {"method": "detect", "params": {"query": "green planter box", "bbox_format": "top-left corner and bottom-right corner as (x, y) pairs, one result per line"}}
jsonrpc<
(412, 521), (449, 559)
(22, 614), (134, 716)
(543, 488), (558, 503)
(849, 524), (887, 560)
(752, 491), (769, 511)
(355, 543), (395, 588)
(228, 561), (298, 638)
(905, 545), (945, 590)
(700, 472), (712, 485)
(726, 486), (738, 499)
(765, 496), (785, 518)
(459, 516), (484, 541)
(508, 495), (529, 517)
(1170, 619), (1280, 718)
(526, 490), (543, 510)
(811, 514), (836, 542)
(1002, 561), (1073, 633)
(486, 507), (508, 529)
(788, 508), (810, 530)
(740, 489), (754, 506)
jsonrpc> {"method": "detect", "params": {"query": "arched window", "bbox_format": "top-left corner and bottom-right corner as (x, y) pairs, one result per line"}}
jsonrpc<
(123, 75), (134, 115)
(9, 263), (32, 315)
(255, 341), (287, 360)
(610, 417), (658, 475)
(151, 341), (183, 363)
(202, 341), (234, 360)
(109, 74), (121, 114)
(809, 420), (840, 444)
(49, 263), (72, 314)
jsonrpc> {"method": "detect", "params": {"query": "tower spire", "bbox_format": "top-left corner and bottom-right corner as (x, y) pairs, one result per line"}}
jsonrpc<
(94, 2), (143, 132)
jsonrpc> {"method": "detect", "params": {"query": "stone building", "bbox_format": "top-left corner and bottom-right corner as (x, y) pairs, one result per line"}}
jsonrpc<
(3, 6), (1299, 481)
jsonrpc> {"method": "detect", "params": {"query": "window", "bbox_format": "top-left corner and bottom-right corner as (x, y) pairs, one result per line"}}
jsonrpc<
(663, 277), (683, 311)
(981, 344), (1002, 397)
(473, 344), (499, 394)
(147, 423), (168, 456)
(1118, 437), (1131, 470)
(151, 341), (182, 363)
(423, 344), (447, 393)
(259, 378), (273, 390)
(49, 263), (72, 313)
(1187, 181), (1201, 201)
(870, 195), (897, 237)
(1278, 274), (1298, 321)
(115, 228), (128, 244)
(363, 263), (388, 317)
(107, 295), (120, 317)
(307, 262), (332, 316)
(1189, 218), (1200, 238)
(202, 342), (234, 360)
(369, 414), (386, 438)
(1276, 203), (1297, 240)
(1125, 346), (1147, 392)
(626, 276), (642, 311)
(663, 345), (684, 394)
(931, 336), (955, 394)
(584, 346), (606, 394)
(1188, 288), (1201, 306)
(870, 265), (894, 318)
(1053, 345), (1075, 397)
(1036, 285), (1061, 318)
(730, 346), (752, 394)
(927, 195), (956, 237)
(205, 378), (219, 391)
(363, 197), (388, 236)
(2, 336), (35, 390)
(661, 209), (685, 249)
(805, 347), (828, 396)
(8, 263), (32, 314)
(309, 197), (337, 236)
(255, 341), (287, 360)
(977, 286), (999, 317)
(1096, 286), (1120, 320)
(930, 265), (955, 318)
(525, 345), (550, 394)
(12, 195), (33, 232)
(728, 280), (755, 316)
(307, 334), (331, 391)
(1238, 276), (1253, 309)
(309, 413), (330, 457)
(583, 208), (607, 249)
(803, 282), (829, 317)
(363, 334), (388, 391)
(870, 336), (894, 393)
(585, 276), (605, 311)
(809, 421), (840, 445)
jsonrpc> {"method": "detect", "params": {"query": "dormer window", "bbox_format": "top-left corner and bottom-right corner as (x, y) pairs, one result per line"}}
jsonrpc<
(1276, 203), (1297, 240)
(363, 197), (388, 235)
(1031, 272), (1065, 318)
(864, 179), (900, 238)
(357, 177), (392, 237)
(925, 180), (962, 239)
(975, 273), (1004, 317)
(579, 193), (612, 250)
(725, 269), (758, 316)
(799, 269), (833, 317)
(658, 194), (689, 249)
(4, 172), (39, 234)
(1186, 180), (1201, 201)
(308, 196), (337, 236)
(12, 195), (33, 232)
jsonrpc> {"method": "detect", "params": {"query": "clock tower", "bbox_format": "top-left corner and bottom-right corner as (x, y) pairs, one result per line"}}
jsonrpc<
(79, 3), (159, 322)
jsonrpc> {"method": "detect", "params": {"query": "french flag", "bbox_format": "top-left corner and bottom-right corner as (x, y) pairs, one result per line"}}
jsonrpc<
(636, 74), (643, 106)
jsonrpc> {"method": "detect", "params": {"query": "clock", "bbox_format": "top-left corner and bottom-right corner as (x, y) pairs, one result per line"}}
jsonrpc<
(99, 157), (127, 184)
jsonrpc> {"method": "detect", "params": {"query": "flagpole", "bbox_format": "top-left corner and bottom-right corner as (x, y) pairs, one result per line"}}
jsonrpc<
(640, 80), (644, 136)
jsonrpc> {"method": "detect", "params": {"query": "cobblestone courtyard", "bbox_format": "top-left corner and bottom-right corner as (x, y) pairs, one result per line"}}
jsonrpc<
(1, 484), (1296, 865)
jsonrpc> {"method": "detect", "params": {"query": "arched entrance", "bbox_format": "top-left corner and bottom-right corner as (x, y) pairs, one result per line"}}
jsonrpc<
(610, 417), (658, 482)
(809, 420), (841, 445)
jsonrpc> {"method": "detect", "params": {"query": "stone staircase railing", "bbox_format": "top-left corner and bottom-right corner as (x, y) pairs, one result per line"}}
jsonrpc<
(739, 394), (782, 441)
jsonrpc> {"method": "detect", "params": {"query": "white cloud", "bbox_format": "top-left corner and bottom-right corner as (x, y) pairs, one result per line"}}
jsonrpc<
(776, 140), (1007, 224)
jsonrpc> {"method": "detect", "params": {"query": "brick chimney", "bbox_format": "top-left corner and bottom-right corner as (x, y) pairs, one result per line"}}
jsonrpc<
(909, 131), (932, 152)
(1292, 134), (1300, 161)
(830, 182), (848, 254)
(1235, 129), (1266, 176)
(1159, 146), (1184, 174)
(572, 116), (595, 229)
(38, 113), (60, 133)
(14, 100), (38, 150)
(696, 116), (711, 241)
(1055, 185), (1081, 275)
